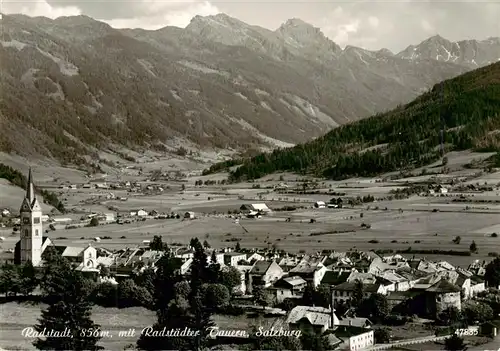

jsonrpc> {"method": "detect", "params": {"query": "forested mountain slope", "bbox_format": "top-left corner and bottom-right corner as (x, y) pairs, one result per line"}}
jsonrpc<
(204, 62), (500, 181)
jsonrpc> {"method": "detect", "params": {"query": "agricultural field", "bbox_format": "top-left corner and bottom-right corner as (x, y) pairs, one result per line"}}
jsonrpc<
(2, 150), (500, 268)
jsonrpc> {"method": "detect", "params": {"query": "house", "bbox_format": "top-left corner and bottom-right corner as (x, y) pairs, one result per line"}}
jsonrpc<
(320, 271), (352, 288)
(424, 279), (462, 317)
(240, 203), (271, 214)
(51, 244), (99, 273)
(224, 252), (247, 266)
(272, 276), (307, 303)
(334, 326), (374, 351)
(248, 260), (284, 292)
(336, 317), (373, 329)
(184, 211), (195, 219)
(278, 256), (302, 272)
(314, 201), (326, 209)
(331, 282), (385, 305)
(207, 250), (225, 265)
(286, 306), (338, 335)
(246, 252), (265, 263)
(174, 247), (195, 260)
(171, 257), (192, 275)
(290, 260), (328, 288)
(469, 276), (486, 297)
(130, 209), (148, 217)
(378, 271), (411, 292)
(51, 217), (73, 223)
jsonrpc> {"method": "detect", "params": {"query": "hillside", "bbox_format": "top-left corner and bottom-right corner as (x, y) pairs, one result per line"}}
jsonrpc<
(204, 62), (500, 181)
(2, 14), (496, 163)
(0, 163), (64, 213)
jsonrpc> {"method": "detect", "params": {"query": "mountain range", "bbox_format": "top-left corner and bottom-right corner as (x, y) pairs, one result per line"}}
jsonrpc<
(0, 13), (499, 164)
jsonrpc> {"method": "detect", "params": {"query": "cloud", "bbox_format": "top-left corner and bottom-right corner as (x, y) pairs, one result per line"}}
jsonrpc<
(316, 1), (499, 51)
(104, 1), (220, 29)
(420, 19), (434, 33)
(2, 0), (81, 18)
(320, 6), (362, 47)
(368, 16), (380, 28)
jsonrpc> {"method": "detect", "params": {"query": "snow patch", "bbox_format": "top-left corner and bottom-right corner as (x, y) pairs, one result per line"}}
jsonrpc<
(289, 94), (338, 127)
(1, 40), (28, 51)
(178, 60), (230, 77)
(279, 98), (292, 108)
(234, 92), (249, 101)
(137, 59), (157, 77)
(36, 47), (79, 76)
(260, 101), (274, 112)
(255, 89), (270, 96)
(170, 90), (182, 101)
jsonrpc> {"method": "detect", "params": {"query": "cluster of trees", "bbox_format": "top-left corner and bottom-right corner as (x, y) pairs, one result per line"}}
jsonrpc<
(0, 163), (26, 188)
(485, 257), (500, 288)
(437, 303), (494, 327)
(0, 261), (38, 297)
(204, 63), (500, 181)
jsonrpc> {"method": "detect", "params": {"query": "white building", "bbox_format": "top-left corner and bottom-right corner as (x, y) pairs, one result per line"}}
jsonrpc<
(184, 211), (195, 219)
(240, 203), (271, 214)
(130, 209), (148, 217)
(314, 201), (326, 209)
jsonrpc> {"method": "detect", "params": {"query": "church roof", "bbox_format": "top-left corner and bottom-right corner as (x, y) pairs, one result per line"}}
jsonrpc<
(20, 168), (41, 212)
(426, 279), (461, 293)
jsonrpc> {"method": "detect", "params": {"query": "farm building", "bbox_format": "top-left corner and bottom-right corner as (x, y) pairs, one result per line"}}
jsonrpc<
(184, 211), (195, 219)
(240, 203), (271, 214)
(130, 209), (148, 217)
(314, 201), (326, 208)
(50, 217), (72, 223)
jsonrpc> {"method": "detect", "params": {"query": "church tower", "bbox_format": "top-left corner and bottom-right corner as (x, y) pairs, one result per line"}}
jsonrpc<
(19, 168), (43, 266)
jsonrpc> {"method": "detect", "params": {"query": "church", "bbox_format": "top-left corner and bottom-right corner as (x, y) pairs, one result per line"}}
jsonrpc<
(14, 168), (99, 273)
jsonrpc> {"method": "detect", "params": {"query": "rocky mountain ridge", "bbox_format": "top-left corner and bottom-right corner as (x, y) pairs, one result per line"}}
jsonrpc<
(397, 34), (500, 68)
(0, 13), (498, 164)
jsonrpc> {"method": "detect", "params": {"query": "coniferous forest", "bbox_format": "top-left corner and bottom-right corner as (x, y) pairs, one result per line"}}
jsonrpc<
(204, 62), (500, 181)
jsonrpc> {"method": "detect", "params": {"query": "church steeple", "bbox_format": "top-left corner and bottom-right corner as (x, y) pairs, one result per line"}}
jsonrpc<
(26, 167), (35, 205)
(20, 167), (41, 213)
(19, 167), (43, 267)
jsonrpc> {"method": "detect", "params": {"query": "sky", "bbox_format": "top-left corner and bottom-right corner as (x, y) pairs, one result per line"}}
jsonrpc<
(1, 0), (499, 52)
